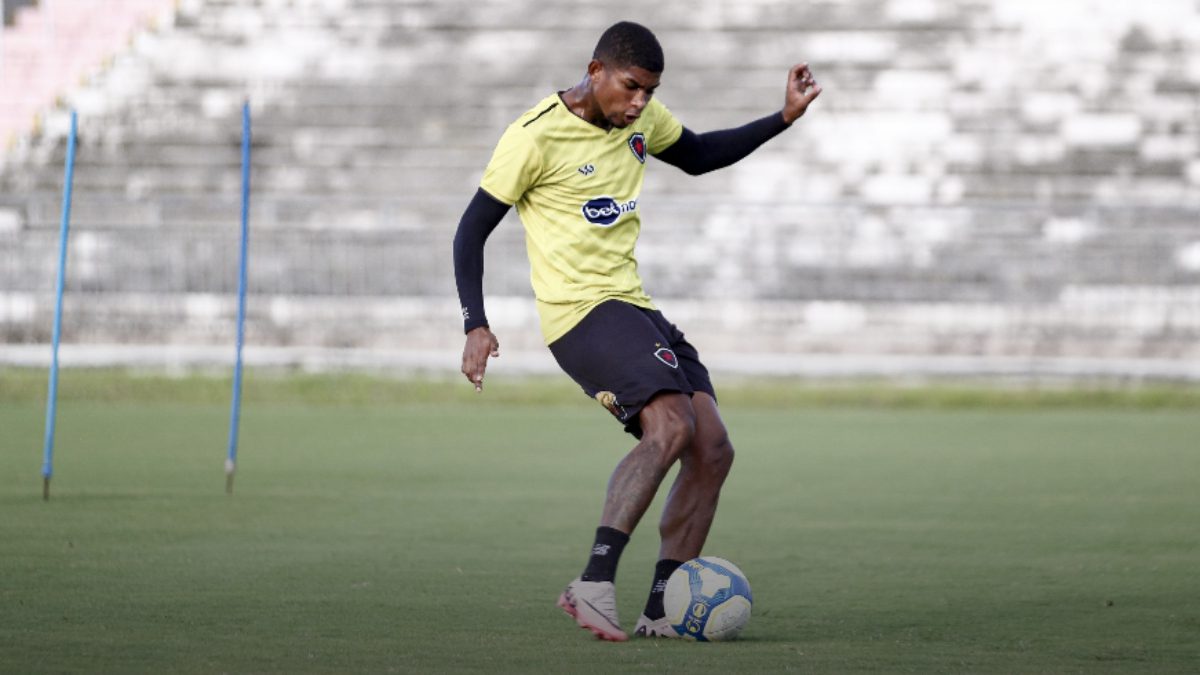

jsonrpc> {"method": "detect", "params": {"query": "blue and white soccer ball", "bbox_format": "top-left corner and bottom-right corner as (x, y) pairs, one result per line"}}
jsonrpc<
(663, 556), (753, 641)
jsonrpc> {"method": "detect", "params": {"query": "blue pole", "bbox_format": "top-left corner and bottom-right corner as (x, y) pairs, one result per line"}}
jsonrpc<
(226, 101), (251, 494)
(42, 110), (78, 501)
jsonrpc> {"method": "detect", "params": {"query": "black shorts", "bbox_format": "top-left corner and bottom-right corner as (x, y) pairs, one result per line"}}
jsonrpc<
(548, 300), (715, 438)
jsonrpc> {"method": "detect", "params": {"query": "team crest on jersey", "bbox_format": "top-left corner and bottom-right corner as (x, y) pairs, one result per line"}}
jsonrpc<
(654, 347), (679, 369)
(628, 133), (646, 163)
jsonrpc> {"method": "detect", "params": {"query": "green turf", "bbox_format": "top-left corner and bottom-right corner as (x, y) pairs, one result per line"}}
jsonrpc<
(4, 367), (1200, 409)
(2, 375), (1198, 673)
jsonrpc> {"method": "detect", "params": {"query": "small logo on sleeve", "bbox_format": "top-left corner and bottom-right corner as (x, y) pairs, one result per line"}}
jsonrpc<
(578, 163), (596, 176)
(628, 133), (646, 163)
(654, 347), (678, 368)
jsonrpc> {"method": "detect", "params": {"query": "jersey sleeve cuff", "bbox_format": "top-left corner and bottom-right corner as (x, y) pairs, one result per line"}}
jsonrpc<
(478, 184), (518, 207)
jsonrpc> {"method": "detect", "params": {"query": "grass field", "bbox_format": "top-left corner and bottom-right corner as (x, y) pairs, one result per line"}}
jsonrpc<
(2, 371), (1198, 673)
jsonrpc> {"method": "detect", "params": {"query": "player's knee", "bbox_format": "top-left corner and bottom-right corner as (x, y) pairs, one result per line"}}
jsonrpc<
(654, 411), (696, 464)
(666, 411), (697, 453)
(706, 435), (735, 479)
(641, 396), (696, 467)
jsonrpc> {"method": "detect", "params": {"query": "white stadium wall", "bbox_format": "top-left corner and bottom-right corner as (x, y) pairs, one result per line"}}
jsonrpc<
(1, 0), (1199, 379)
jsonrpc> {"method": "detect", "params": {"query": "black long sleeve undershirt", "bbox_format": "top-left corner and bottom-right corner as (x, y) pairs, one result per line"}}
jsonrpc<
(653, 111), (791, 175)
(453, 111), (792, 333)
(452, 188), (510, 333)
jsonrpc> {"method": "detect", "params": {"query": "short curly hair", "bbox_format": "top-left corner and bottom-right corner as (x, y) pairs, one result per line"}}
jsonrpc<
(593, 21), (664, 73)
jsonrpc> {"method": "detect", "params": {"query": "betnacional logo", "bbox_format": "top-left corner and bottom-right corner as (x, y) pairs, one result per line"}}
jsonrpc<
(581, 196), (638, 227)
(628, 132), (647, 163)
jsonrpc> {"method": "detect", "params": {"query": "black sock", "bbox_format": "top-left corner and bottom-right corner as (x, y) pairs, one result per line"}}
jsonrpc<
(642, 558), (684, 620)
(580, 526), (630, 583)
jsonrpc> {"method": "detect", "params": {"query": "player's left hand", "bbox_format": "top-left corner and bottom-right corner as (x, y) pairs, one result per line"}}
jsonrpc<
(781, 63), (822, 124)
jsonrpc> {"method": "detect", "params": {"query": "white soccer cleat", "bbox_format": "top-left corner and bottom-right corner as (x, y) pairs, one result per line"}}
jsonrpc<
(634, 614), (679, 638)
(556, 578), (628, 642)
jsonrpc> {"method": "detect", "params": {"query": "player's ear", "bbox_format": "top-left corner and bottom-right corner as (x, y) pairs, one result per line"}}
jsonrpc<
(587, 59), (605, 83)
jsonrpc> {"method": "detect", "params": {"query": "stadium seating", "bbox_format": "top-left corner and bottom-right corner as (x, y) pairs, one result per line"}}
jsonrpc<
(1, 0), (1198, 373)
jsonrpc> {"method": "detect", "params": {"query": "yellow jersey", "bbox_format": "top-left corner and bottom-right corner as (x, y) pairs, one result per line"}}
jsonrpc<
(480, 93), (684, 344)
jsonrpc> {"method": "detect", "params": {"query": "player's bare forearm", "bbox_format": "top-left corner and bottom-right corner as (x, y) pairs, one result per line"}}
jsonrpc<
(781, 63), (821, 125)
(461, 326), (500, 392)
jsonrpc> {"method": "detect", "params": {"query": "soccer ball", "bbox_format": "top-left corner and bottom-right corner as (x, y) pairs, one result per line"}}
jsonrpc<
(663, 556), (753, 641)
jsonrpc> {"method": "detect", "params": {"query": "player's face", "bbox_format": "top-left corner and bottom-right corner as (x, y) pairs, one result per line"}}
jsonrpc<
(592, 62), (661, 129)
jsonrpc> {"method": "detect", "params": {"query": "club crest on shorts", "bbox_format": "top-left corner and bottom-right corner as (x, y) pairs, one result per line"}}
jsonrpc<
(654, 347), (679, 369)
(628, 133), (646, 163)
(595, 391), (628, 420)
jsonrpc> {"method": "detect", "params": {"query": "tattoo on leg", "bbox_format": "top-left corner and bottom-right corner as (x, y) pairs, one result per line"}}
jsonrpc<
(601, 440), (673, 533)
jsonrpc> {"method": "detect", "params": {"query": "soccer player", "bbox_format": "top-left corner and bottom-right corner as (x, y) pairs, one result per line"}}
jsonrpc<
(453, 21), (820, 641)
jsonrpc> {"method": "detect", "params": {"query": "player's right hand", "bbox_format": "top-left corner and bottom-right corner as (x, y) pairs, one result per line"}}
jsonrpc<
(461, 326), (500, 392)
(782, 62), (821, 124)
